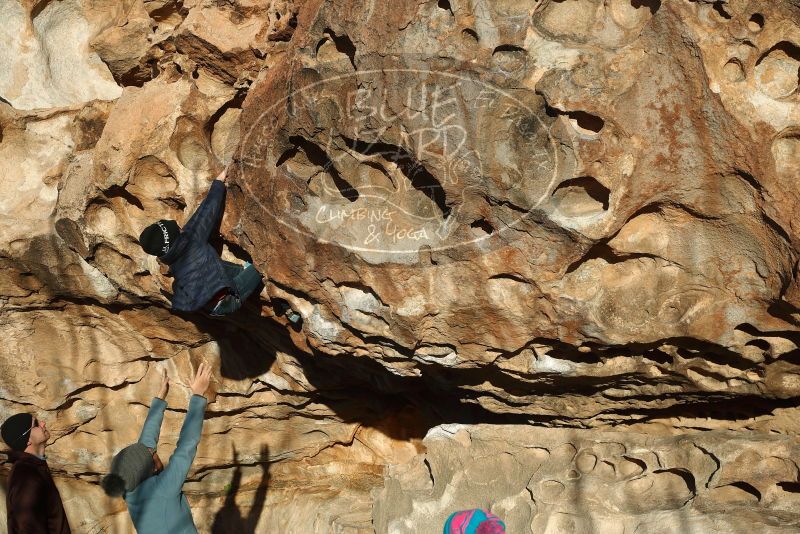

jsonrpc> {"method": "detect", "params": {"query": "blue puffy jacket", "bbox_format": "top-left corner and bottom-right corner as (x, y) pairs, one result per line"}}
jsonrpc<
(124, 395), (207, 534)
(160, 180), (234, 312)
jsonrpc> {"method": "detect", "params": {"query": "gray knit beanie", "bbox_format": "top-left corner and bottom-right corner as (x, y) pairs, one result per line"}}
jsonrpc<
(100, 443), (154, 497)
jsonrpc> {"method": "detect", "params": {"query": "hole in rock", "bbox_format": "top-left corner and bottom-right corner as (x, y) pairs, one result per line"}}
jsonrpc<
(725, 481), (762, 501)
(778, 349), (800, 366)
(630, 0), (661, 15)
(622, 456), (648, 473)
(205, 89), (247, 139)
(342, 136), (451, 218)
(543, 102), (560, 118)
(295, 346), (559, 433)
(117, 69), (155, 87)
(148, 58), (160, 80)
(564, 243), (617, 274)
(761, 211), (792, 247)
(654, 468), (697, 494)
(314, 37), (329, 55)
(158, 196), (186, 212)
(736, 321), (800, 347)
(552, 176), (610, 217)
(424, 458), (435, 485)
(149, 0), (188, 22)
(642, 347), (672, 365)
(767, 300), (800, 329)
(617, 394), (800, 423)
(104, 185), (144, 210)
(731, 169), (762, 196)
(735, 323), (761, 336)
(748, 13), (764, 32)
(778, 482), (800, 493)
(755, 41), (800, 99)
(321, 28), (357, 69)
(488, 273), (529, 284)
(275, 145), (299, 168)
(673, 338), (756, 371)
(269, 11), (298, 42)
(492, 45), (527, 72)
(723, 58), (745, 82)
(745, 339), (770, 351)
(288, 136), (359, 202)
(756, 41), (800, 68)
(437, 0), (453, 14)
(712, 1), (732, 20)
(470, 219), (494, 235)
(493, 44), (526, 55)
(559, 177), (609, 208)
(544, 342), (598, 364)
(223, 239), (254, 265)
(461, 28), (479, 42)
(567, 111), (605, 134)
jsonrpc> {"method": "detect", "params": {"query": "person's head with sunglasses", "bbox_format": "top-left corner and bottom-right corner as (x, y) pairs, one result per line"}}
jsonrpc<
(2, 412), (71, 533)
(1, 413), (50, 456)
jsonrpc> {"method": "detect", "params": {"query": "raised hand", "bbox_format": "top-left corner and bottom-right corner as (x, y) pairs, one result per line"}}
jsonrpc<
(157, 368), (170, 400)
(190, 361), (213, 397)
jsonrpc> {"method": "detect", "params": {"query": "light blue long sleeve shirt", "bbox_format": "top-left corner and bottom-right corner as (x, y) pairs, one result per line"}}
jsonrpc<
(124, 395), (207, 534)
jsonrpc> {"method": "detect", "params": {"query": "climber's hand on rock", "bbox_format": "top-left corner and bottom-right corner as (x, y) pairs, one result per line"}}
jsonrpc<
(157, 368), (169, 400)
(190, 361), (213, 396)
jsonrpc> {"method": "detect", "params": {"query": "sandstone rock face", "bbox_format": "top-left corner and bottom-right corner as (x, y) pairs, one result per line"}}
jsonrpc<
(376, 426), (800, 533)
(1, 0), (800, 532)
(237, 0), (800, 413)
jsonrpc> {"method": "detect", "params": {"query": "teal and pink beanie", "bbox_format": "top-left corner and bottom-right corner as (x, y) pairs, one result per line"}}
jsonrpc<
(444, 509), (506, 534)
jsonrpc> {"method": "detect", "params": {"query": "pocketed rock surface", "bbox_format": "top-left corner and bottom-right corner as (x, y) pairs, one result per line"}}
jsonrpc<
(1, 0), (800, 532)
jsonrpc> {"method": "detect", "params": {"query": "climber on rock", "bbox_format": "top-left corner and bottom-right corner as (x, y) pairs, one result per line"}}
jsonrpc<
(101, 364), (212, 534)
(137, 166), (262, 317)
(1, 413), (71, 533)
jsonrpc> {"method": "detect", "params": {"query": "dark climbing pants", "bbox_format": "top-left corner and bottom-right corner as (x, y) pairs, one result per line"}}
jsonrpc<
(208, 261), (262, 315)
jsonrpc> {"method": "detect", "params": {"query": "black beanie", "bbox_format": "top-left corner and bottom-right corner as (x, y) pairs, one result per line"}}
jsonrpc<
(139, 220), (180, 256)
(1, 413), (33, 451)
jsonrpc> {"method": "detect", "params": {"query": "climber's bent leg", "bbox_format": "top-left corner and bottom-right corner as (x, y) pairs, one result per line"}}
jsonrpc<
(208, 262), (262, 316)
(221, 260), (243, 280)
(232, 263), (262, 303)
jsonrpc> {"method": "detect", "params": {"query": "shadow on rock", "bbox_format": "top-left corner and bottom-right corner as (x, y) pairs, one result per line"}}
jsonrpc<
(175, 275), (282, 381)
(211, 443), (271, 534)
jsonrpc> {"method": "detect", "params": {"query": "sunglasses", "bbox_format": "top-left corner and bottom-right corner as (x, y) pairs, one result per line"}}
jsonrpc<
(19, 418), (39, 440)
